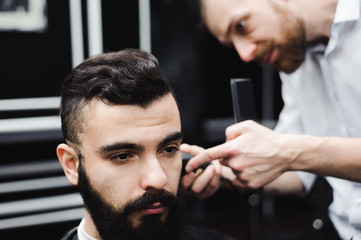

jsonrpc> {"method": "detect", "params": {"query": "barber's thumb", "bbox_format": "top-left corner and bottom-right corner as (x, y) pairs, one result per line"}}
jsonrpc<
(225, 123), (244, 141)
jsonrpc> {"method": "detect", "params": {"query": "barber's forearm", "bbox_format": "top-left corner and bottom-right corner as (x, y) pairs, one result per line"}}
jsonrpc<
(286, 134), (361, 182)
(264, 171), (305, 195)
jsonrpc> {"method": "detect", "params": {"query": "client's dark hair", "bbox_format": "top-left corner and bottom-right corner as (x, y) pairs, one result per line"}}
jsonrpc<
(60, 48), (172, 145)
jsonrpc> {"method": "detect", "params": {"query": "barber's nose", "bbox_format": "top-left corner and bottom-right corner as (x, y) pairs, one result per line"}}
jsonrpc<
(233, 40), (258, 62)
(140, 157), (167, 190)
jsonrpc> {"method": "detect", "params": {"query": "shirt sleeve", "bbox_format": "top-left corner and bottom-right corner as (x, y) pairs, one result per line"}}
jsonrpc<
(275, 73), (317, 192)
(297, 171), (317, 193)
(274, 72), (303, 134)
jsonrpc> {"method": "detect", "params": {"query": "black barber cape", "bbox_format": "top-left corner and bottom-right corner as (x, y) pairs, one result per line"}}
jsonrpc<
(61, 224), (237, 240)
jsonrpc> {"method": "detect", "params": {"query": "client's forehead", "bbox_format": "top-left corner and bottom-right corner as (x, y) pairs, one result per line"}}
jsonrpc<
(78, 94), (181, 146)
(82, 94), (178, 123)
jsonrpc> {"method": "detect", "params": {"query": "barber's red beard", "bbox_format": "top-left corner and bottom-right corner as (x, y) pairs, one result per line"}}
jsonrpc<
(255, 2), (306, 74)
(256, 36), (306, 74)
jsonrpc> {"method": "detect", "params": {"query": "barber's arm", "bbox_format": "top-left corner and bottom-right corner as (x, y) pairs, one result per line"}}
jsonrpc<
(185, 120), (361, 190)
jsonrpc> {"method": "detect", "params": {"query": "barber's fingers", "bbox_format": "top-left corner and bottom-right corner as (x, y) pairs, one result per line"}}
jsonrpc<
(232, 178), (250, 189)
(184, 121), (257, 171)
(220, 155), (244, 171)
(193, 164), (220, 193)
(185, 142), (234, 173)
(182, 161), (222, 199)
(182, 171), (197, 189)
(197, 163), (222, 199)
(230, 167), (269, 189)
(180, 143), (205, 156)
(225, 120), (258, 142)
(225, 122), (244, 141)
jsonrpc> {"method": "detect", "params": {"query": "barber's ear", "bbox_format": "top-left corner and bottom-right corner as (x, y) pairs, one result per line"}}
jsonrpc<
(57, 143), (79, 186)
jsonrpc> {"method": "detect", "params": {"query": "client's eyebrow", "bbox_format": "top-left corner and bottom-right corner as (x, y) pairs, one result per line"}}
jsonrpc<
(97, 132), (183, 156)
(97, 142), (144, 155)
(157, 132), (183, 149)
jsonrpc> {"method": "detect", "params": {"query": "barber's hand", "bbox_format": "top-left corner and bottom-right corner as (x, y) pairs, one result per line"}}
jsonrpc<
(181, 144), (223, 199)
(186, 120), (293, 189)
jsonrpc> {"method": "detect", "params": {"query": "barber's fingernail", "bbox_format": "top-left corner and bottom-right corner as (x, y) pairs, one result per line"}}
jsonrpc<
(185, 166), (193, 172)
(184, 174), (194, 181)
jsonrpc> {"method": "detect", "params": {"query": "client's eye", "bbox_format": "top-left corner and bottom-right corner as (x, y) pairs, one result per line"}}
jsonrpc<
(163, 146), (179, 156)
(112, 153), (132, 162)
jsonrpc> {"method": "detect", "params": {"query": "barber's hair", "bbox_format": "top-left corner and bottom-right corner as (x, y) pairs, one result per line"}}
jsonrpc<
(60, 48), (172, 144)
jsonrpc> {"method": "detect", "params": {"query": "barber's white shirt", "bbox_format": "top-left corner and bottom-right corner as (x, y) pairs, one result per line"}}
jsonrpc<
(274, 0), (361, 239)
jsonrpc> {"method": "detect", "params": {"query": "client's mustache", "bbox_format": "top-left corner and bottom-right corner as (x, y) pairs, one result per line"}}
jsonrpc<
(121, 189), (178, 215)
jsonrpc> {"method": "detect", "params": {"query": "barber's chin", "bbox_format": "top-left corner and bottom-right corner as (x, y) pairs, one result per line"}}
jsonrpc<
(274, 58), (302, 74)
(276, 52), (305, 74)
(279, 63), (301, 74)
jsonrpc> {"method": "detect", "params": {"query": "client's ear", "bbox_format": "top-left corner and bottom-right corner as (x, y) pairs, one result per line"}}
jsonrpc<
(57, 143), (80, 186)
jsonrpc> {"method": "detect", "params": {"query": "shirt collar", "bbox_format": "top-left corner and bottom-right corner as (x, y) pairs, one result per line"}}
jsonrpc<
(333, 0), (360, 23)
(308, 0), (361, 55)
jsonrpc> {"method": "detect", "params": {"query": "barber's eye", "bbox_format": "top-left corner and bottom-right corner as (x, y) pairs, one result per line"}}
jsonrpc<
(236, 20), (246, 33)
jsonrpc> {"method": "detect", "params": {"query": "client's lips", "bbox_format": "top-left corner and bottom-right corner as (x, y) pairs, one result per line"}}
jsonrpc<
(140, 202), (166, 215)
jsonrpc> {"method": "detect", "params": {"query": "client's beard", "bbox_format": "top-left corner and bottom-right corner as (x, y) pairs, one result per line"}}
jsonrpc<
(77, 164), (185, 240)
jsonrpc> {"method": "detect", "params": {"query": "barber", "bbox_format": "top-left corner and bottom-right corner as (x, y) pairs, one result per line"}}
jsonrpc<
(182, 0), (361, 239)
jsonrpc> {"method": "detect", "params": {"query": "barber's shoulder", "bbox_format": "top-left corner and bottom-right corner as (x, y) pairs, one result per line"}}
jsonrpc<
(181, 224), (237, 240)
